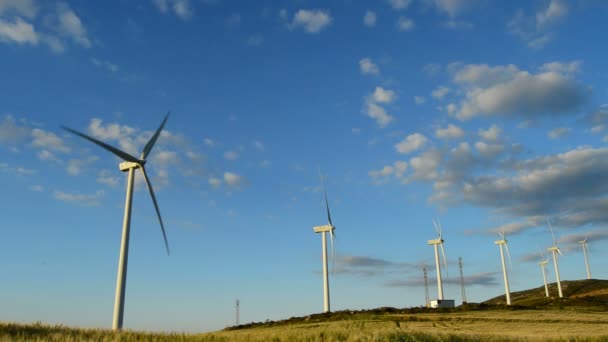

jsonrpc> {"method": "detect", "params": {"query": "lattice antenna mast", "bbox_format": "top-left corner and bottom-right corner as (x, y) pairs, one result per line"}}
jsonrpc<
(459, 256), (467, 304)
(423, 266), (430, 308)
(235, 299), (240, 326)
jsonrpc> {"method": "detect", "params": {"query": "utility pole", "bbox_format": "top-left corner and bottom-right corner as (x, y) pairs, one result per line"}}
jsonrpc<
(235, 299), (240, 326)
(423, 266), (429, 308)
(459, 257), (467, 304)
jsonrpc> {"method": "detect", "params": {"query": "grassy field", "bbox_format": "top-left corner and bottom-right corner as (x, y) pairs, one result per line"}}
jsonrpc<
(2, 308), (608, 341)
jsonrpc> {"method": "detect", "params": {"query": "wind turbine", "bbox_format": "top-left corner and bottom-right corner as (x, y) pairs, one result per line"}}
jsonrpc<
(62, 113), (170, 331)
(579, 237), (591, 280)
(547, 220), (563, 298)
(538, 251), (550, 297)
(428, 219), (448, 300)
(494, 231), (512, 305)
(312, 172), (336, 313)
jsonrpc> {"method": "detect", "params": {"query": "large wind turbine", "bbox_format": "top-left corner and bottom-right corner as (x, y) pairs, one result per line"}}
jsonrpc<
(539, 251), (550, 297)
(428, 219), (448, 300)
(62, 113), (170, 331)
(494, 232), (512, 305)
(579, 237), (591, 280)
(312, 173), (336, 313)
(547, 220), (563, 298)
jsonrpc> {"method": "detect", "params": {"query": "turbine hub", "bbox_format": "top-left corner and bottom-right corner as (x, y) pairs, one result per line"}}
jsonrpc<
(119, 161), (141, 172)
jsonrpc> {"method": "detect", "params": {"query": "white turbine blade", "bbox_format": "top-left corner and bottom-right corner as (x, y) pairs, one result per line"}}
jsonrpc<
(330, 229), (336, 275)
(140, 165), (170, 255)
(437, 218), (443, 238)
(141, 112), (170, 160)
(61, 126), (141, 163)
(557, 247), (563, 256)
(505, 243), (513, 268)
(440, 242), (448, 278)
(499, 231), (505, 240)
(547, 218), (557, 245)
(318, 167), (333, 227)
(432, 219), (440, 237)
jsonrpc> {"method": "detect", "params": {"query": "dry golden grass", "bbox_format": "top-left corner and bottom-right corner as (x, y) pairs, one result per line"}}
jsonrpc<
(2, 309), (607, 341)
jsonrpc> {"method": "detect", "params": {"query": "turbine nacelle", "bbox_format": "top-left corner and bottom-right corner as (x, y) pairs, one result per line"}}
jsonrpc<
(119, 161), (141, 172)
(313, 224), (335, 233)
(427, 238), (444, 245)
(494, 239), (507, 245)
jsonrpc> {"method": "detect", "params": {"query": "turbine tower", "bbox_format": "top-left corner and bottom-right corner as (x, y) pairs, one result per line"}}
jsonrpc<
(494, 232), (512, 305)
(459, 257), (467, 305)
(539, 253), (550, 297)
(312, 172), (336, 313)
(423, 266), (429, 308)
(547, 220), (563, 298)
(62, 113), (171, 331)
(235, 299), (240, 326)
(579, 237), (591, 280)
(428, 219), (447, 300)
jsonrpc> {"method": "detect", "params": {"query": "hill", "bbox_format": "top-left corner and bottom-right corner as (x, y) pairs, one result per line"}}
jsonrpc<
(483, 279), (608, 309)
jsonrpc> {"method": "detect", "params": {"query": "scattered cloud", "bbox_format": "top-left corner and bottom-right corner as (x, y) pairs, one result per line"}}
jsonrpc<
(450, 63), (590, 120)
(363, 10), (376, 27)
(396, 17), (415, 31)
(225, 13), (241, 28)
(224, 171), (244, 188)
(53, 189), (104, 206)
(369, 161), (408, 184)
(435, 124), (464, 139)
(386, 271), (499, 287)
(91, 57), (118, 73)
(388, 0), (412, 11)
(395, 133), (428, 154)
(54, 2), (90, 48)
(289, 9), (332, 33)
(0, 115), (30, 144)
(365, 102), (394, 128)
(443, 20), (473, 30)
(31, 128), (70, 153)
(97, 169), (119, 187)
(548, 127), (571, 139)
(508, 0), (569, 49)
(247, 33), (263, 46)
(432, 86), (450, 100)
(153, 0), (193, 20)
(372, 87), (396, 104)
(223, 150), (239, 160)
(359, 58), (380, 75)
(0, 16), (38, 45)
(478, 124), (501, 141)
(335, 254), (413, 277)
(414, 96), (426, 105)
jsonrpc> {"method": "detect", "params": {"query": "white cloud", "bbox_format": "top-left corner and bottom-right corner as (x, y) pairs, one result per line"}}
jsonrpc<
(474, 141), (504, 159)
(247, 33), (264, 46)
(396, 17), (414, 31)
(97, 169), (119, 187)
(369, 161), (408, 184)
(204, 138), (215, 147)
(153, 0), (193, 20)
(29, 184), (44, 192)
(388, 0), (412, 10)
(91, 58), (118, 73)
(536, 0), (568, 29)
(548, 127), (571, 139)
(66, 156), (98, 176)
(366, 102), (394, 128)
(435, 124), (464, 139)
(56, 2), (90, 48)
(0, 0), (37, 18)
(372, 87), (396, 104)
(224, 172), (244, 188)
(359, 58), (380, 75)
(539, 60), (582, 76)
(409, 149), (442, 181)
(0, 115), (30, 143)
(208, 176), (222, 188)
(0, 17), (38, 45)
(253, 140), (264, 151)
(395, 133), (428, 154)
(443, 20), (473, 30)
(508, 1), (569, 49)
(53, 189), (104, 206)
(224, 150), (239, 160)
(423, 63), (441, 77)
(452, 63), (589, 120)
(432, 0), (474, 17)
(363, 10), (376, 27)
(478, 124), (501, 141)
(31, 128), (70, 153)
(431, 86), (450, 99)
(414, 96), (426, 105)
(290, 9), (332, 33)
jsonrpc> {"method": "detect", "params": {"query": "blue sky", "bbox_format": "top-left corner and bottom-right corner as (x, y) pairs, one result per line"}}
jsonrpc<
(2, 0), (608, 333)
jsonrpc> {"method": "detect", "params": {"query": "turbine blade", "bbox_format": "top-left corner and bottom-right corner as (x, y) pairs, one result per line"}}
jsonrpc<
(557, 248), (563, 256)
(140, 165), (170, 255)
(61, 126), (141, 163)
(330, 229), (335, 275)
(432, 219), (440, 237)
(141, 112), (170, 160)
(499, 231), (505, 240)
(440, 242), (448, 278)
(547, 218), (557, 245)
(505, 243), (513, 268)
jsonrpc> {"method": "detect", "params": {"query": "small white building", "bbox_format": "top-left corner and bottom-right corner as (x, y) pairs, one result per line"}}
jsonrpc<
(429, 299), (455, 308)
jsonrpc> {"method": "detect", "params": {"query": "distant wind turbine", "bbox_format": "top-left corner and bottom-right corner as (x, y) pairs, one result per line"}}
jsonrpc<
(547, 220), (563, 298)
(428, 219), (448, 300)
(494, 231), (512, 305)
(538, 250), (550, 297)
(62, 113), (171, 331)
(579, 237), (591, 280)
(312, 171), (336, 313)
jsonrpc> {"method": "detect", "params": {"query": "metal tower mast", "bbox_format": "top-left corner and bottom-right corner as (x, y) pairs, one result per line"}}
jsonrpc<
(235, 299), (240, 326)
(459, 257), (467, 304)
(423, 266), (429, 308)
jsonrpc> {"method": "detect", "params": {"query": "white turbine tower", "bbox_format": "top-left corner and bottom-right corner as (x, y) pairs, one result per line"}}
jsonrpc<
(494, 232), (512, 305)
(547, 220), (563, 298)
(539, 252), (550, 297)
(428, 219), (448, 300)
(62, 113), (171, 331)
(579, 237), (591, 280)
(312, 172), (336, 313)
